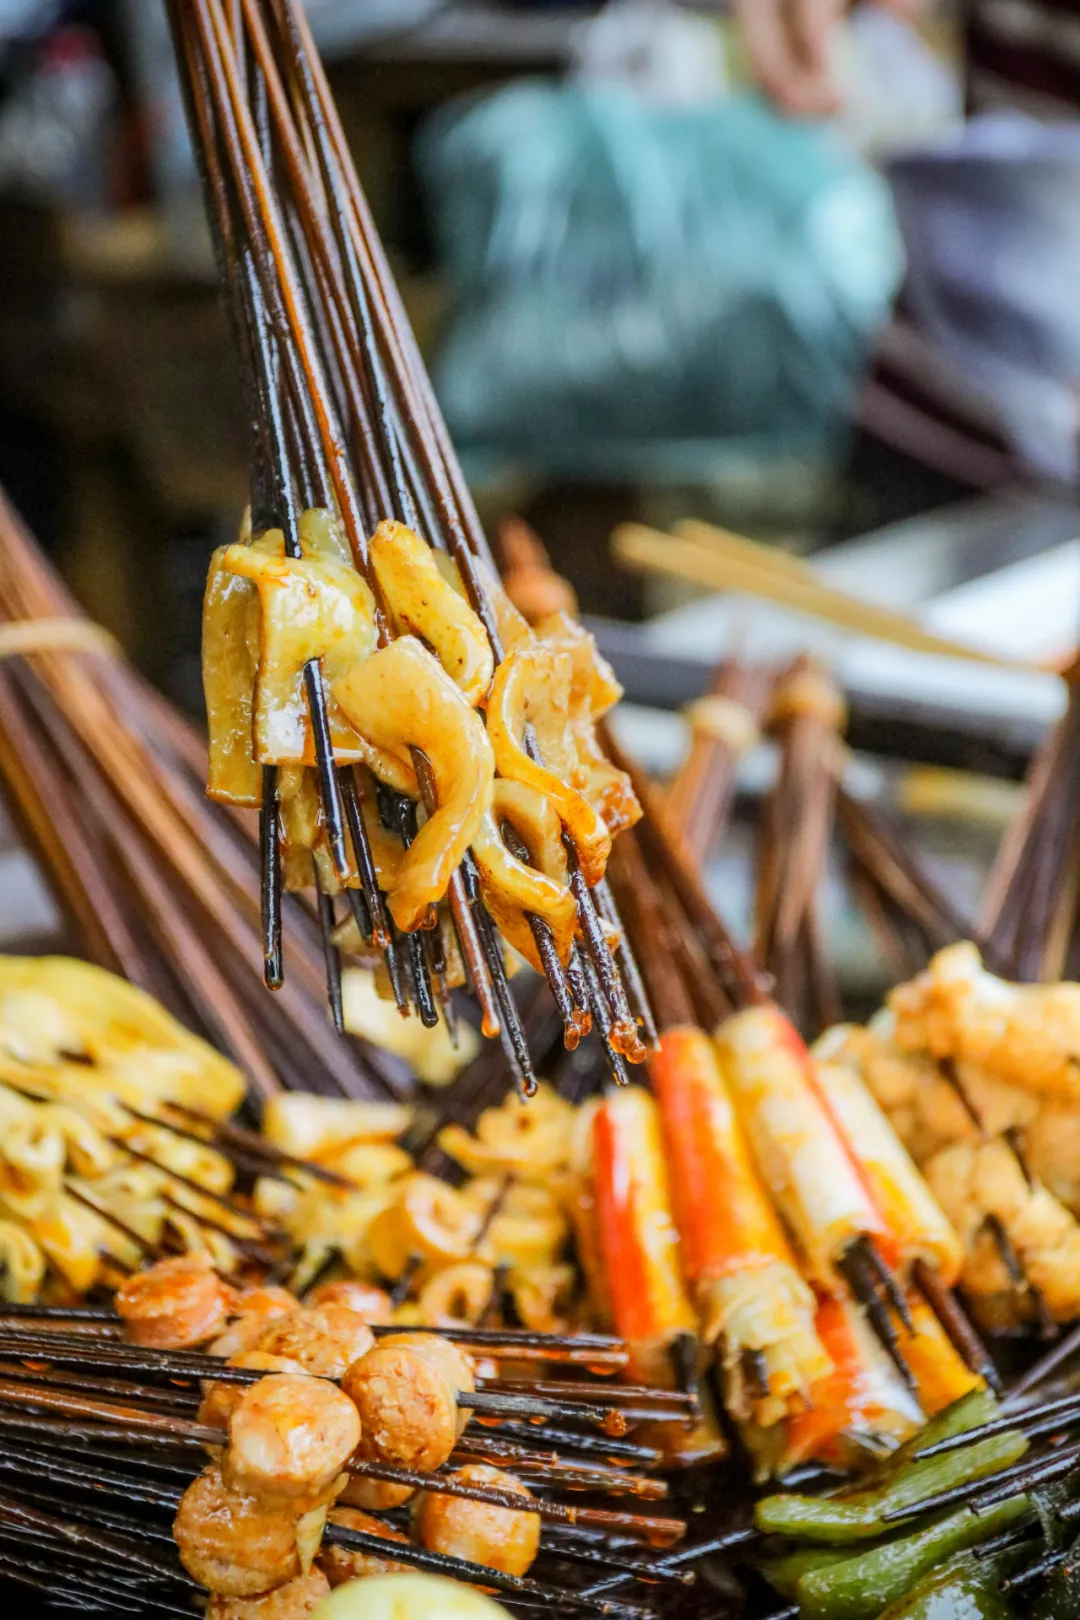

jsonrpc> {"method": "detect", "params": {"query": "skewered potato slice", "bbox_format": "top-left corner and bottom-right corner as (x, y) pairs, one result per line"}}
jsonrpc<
(0, 955), (245, 1118)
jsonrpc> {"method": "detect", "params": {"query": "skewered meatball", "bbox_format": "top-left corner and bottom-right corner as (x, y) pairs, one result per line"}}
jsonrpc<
(412, 1465), (540, 1576)
(224, 1374), (361, 1504)
(336, 1474), (414, 1513)
(174, 1464), (302, 1596)
(210, 1287), (301, 1359)
(256, 1306), (375, 1378)
(206, 1570), (330, 1620)
(198, 1352), (306, 1435)
(341, 1333), (475, 1473)
(117, 1254), (236, 1349)
(319, 1508), (411, 1587)
(307, 1280), (395, 1323)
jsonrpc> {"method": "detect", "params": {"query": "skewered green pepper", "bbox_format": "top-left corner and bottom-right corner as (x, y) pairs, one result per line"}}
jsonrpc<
(876, 1551), (1018, 1620)
(756, 1394), (1025, 1544)
(794, 1494), (1031, 1620)
(761, 1543), (874, 1600)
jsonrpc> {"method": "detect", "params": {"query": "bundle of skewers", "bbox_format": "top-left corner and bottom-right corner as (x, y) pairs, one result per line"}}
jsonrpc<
(160, 0), (659, 1106)
(0, 1259), (721, 1620)
(0, 486), (412, 1106)
(740, 1343), (1080, 1620)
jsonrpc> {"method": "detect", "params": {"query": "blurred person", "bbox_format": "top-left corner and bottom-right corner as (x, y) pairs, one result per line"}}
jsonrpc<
(735, 0), (1080, 520)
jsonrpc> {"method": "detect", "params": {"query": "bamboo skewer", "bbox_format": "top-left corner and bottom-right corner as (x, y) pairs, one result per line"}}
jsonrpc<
(0, 1315), (705, 1618)
(666, 659), (774, 865)
(612, 520), (1032, 670)
(0, 489), (403, 1104)
(164, 0), (658, 1089)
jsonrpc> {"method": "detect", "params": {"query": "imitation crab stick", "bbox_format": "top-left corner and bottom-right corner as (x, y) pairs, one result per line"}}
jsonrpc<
(812, 1058), (964, 1289)
(900, 1292), (983, 1415)
(774, 1294), (923, 1477)
(714, 1005), (890, 1288)
(591, 1088), (698, 1383)
(591, 1088), (727, 1464)
(649, 1025), (831, 1426)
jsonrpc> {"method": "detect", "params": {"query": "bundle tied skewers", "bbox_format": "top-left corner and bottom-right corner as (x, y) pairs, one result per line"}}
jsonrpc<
(169, 0), (656, 1099)
(0, 490), (410, 1105)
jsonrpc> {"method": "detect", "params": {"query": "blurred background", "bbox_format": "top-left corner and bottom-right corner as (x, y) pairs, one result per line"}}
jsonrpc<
(0, 0), (972, 712)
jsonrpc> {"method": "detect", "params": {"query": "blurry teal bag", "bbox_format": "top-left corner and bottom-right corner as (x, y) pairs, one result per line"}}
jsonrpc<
(418, 84), (902, 476)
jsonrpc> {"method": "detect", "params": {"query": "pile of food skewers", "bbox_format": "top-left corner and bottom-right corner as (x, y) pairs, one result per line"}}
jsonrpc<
(3, 2), (1080, 1619)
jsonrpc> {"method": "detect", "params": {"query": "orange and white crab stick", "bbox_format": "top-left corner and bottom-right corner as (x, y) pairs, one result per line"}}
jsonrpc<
(649, 1026), (831, 1427)
(714, 1004), (923, 1389)
(769, 1294), (923, 1479)
(809, 1049), (999, 1390)
(592, 1088), (698, 1387)
(714, 1006), (891, 1286)
(591, 1087), (727, 1465)
(812, 1057), (964, 1289)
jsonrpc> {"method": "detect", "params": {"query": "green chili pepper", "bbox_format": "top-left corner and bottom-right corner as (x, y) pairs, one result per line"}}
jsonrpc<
(756, 1407), (1025, 1544)
(760, 1544), (868, 1600)
(890, 1392), (1001, 1467)
(795, 1494), (1031, 1620)
(876, 1551), (1018, 1620)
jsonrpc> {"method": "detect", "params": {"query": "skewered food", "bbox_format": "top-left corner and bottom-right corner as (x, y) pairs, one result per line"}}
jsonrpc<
(926, 1139), (1080, 1330)
(199, 1351), (308, 1433)
(319, 1510), (411, 1585)
(262, 1095), (410, 1166)
(889, 942), (1080, 1099)
(116, 1251), (237, 1349)
(224, 1374), (362, 1504)
(818, 944), (1080, 1330)
(341, 1334), (475, 1473)
(255, 1307), (376, 1380)
(333, 638), (496, 933)
(130, 1243), (670, 1611)
(588, 1086), (699, 1388)
(715, 1005), (890, 1288)
(210, 1287), (302, 1358)
(175, 1464), (308, 1596)
(0, 955), (245, 1116)
(812, 1060), (963, 1288)
(472, 781), (577, 971)
(219, 526), (379, 772)
(308, 1280), (395, 1322)
(756, 1392), (1034, 1620)
(370, 521), (494, 707)
(485, 643), (611, 889)
(207, 1570), (331, 1620)
(412, 1464), (541, 1576)
(437, 1083), (576, 1182)
(651, 1023), (830, 1426)
(204, 509), (376, 801)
